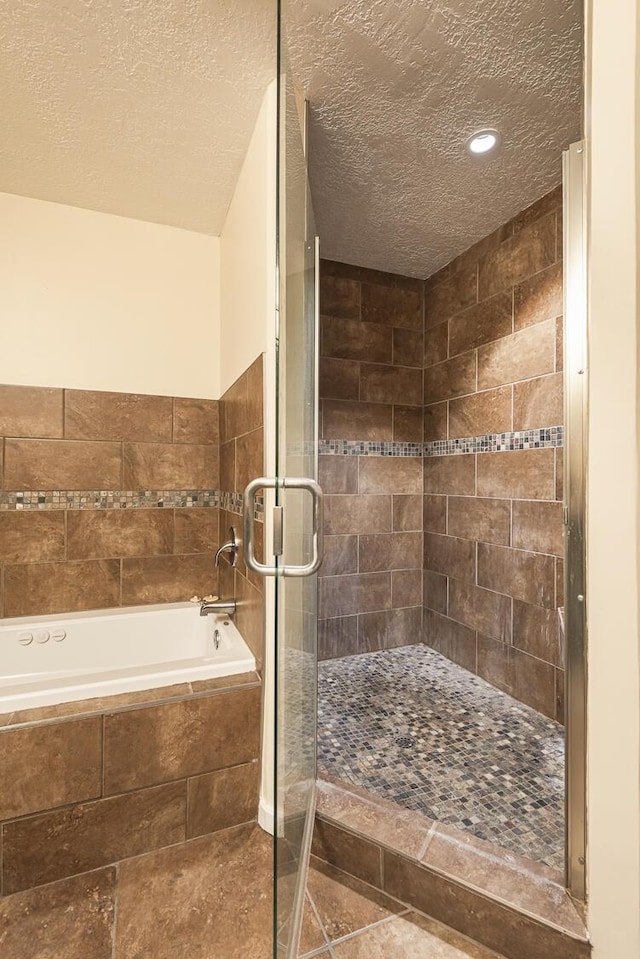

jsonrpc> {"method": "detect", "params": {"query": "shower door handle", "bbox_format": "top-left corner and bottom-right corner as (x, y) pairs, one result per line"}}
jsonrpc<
(242, 477), (324, 577)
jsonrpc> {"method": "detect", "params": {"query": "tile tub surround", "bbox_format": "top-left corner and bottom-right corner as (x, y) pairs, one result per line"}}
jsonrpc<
(0, 673), (261, 898)
(217, 355), (266, 669)
(0, 383), (221, 618)
(319, 260), (425, 661)
(422, 187), (565, 720)
(318, 645), (564, 870)
(312, 782), (589, 959)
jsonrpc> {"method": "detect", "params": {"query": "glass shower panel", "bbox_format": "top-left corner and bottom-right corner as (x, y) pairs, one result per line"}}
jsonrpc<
(273, 35), (320, 959)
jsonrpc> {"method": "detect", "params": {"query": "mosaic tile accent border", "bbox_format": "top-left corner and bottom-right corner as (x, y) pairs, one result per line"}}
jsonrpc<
(219, 490), (264, 520)
(220, 491), (243, 514)
(319, 440), (423, 457)
(318, 427), (564, 458)
(424, 426), (564, 457)
(0, 490), (220, 511)
(0, 489), (264, 514)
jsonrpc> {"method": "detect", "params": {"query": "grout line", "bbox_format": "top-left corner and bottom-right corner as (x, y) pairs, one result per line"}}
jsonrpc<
(298, 943), (334, 958)
(509, 499), (513, 548)
(111, 861), (119, 959)
(100, 714), (106, 797)
(325, 912), (409, 952)
(306, 888), (332, 950)
(417, 820), (439, 860)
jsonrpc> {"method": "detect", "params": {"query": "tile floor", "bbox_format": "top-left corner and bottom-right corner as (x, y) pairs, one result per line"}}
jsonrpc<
(0, 824), (273, 959)
(318, 644), (565, 869)
(0, 822), (504, 959)
(299, 858), (503, 958)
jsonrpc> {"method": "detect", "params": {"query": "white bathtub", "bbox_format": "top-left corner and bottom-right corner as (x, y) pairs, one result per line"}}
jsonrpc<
(0, 602), (256, 713)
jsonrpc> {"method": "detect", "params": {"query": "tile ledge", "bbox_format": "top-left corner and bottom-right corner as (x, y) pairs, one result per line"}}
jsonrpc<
(403, 851), (590, 944)
(315, 778), (588, 945)
(0, 671), (262, 730)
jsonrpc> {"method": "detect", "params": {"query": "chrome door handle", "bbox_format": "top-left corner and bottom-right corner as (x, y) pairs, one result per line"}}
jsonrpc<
(243, 477), (324, 577)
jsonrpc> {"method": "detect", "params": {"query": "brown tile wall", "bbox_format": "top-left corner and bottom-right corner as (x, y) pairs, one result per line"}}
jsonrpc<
(0, 362), (267, 922)
(0, 385), (221, 618)
(0, 675), (261, 898)
(423, 188), (564, 721)
(319, 261), (424, 659)
(218, 355), (266, 670)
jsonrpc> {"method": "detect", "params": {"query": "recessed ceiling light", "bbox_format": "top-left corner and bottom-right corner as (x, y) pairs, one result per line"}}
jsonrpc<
(466, 129), (501, 156)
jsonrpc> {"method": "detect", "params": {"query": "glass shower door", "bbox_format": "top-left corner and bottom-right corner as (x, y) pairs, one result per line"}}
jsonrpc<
(273, 49), (320, 958)
(241, 19), (319, 957)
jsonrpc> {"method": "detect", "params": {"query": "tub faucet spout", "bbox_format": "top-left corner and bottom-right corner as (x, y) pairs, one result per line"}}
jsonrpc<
(200, 599), (237, 617)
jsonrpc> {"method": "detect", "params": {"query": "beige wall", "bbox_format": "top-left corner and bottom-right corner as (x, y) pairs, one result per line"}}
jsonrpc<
(586, 0), (640, 956)
(218, 79), (277, 830)
(0, 193), (221, 398)
(220, 81), (277, 395)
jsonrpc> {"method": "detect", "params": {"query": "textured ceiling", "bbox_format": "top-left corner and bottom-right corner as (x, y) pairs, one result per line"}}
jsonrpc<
(0, 1), (582, 269)
(286, 0), (583, 277)
(0, 0), (276, 234)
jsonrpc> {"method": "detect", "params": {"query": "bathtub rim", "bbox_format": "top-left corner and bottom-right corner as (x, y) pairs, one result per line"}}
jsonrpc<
(0, 599), (221, 629)
(0, 601), (257, 722)
(0, 670), (262, 731)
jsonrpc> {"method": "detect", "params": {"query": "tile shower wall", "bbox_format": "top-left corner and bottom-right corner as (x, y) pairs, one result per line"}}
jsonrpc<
(318, 261), (424, 660)
(422, 187), (564, 721)
(0, 384), (220, 618)
(217, 355), (266, 669)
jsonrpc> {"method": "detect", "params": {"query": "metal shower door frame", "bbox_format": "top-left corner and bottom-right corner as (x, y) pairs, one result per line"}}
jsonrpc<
(563, 139), (588, 902)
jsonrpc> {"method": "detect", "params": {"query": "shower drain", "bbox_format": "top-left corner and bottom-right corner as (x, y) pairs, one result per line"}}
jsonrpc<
(395, 735), (416, 749)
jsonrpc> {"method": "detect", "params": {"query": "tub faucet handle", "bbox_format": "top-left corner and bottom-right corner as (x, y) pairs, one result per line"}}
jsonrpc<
(215, 526), (240, 568)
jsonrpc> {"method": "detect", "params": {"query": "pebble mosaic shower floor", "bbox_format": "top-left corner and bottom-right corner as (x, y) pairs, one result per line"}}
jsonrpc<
(317, 644), (565, 870)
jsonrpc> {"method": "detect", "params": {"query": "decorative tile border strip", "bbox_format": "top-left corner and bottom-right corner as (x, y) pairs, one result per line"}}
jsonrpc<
(319, 439), (423, 457)
(424, 426), (564, 457)
(220, 491), (243, 514)
(0, 490), (220, 511)
(0, 429), (562, 512)
(219, 491), (264, 518)
(318, 428), (564, 458)
(0, 490), (265, 514)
